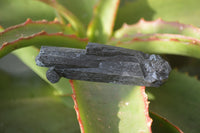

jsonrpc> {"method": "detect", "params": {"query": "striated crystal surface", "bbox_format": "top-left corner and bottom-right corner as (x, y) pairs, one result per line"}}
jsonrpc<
(35, 43), (171, 87)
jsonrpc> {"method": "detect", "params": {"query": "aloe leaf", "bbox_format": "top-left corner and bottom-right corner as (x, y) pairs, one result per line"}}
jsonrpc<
(0, 70), (80, 132)
(38, 0), (86, 37)
(70, 80), (152, 133)
(0, 0), (55, 28)
(147, 70), (200, 133)
(114, 18), (200, 38)
(115, 0), (200, 30)
(150, 112), (183, 133)
(148, 0), (200, 26)
(0, 19), (88, 58)
(115, 0), (155, 30)
(55, 0), (97, 27)
(0, 19), (88, 107)
(87, 0), (120, 43)
(0, 19), (74, 43)
(109, 19), (200, 59)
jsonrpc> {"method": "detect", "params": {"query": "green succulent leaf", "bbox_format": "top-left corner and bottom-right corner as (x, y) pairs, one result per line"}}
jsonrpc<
(70, 80), (152, 133)
(0, 0), (55, 28)
(0, 70), (79, 133)
(148, 0), (200, 26)
(114, 18), (200, 38)
(150, 112), (183, 133)
(109, 19), (200, 59)
(55, 0), (97, 27)
(115, 0), (200, 30)
(147, 70), (200, 133)
(38, 0), (86, 37)
(87, 0), (120, 43)
(0, 19), (88, 58)
(0, 19), (88, 107)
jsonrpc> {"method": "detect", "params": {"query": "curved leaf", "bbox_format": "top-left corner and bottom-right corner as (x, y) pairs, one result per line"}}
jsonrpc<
(114, 18), (200, 39)
(87, 0), (120, 43)
(115, 0), (155, 30)
(148, 0), (200, 26)
(70, 80), (152, 133)
(109, 19), (200, 59)
(0, 70), (79, 132)
(0, 18), (74, 44)
(0, 0), (55, 28)
(115, 0), (200, 30)
(150, 112), (183, 133)
(0, 19), (88, 58)
(147, 70), (200, 133)
(56, 0), (97, 27)
(38, 0), (86, 37)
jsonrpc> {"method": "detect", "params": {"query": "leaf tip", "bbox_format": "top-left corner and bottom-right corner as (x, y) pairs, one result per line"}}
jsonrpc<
(25, 18), (33, 25)
(53, 17), (60, 22)
(122, 23), (129, 28)
(156, 17), (164, 22)
(139, 18), (146, 23)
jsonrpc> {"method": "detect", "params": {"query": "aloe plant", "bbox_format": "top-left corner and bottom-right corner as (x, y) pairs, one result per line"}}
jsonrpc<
(0, 0), (200, 132)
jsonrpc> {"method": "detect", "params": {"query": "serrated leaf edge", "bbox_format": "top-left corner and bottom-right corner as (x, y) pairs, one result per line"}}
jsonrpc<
(0, 31), (88, 50)
(0, 18), (66, 35)
(121, 18), (200, 34)
(113, 33), (200, 46)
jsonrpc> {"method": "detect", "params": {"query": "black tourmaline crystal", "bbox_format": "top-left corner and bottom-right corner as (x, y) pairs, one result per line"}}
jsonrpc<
(35, 43), (171, 87)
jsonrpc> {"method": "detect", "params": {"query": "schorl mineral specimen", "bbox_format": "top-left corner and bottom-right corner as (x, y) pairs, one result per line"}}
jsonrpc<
(35, 43), (171, 87)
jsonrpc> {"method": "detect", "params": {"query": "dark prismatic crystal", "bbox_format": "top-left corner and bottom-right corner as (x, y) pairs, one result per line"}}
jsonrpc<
(35, 43), (171, 87)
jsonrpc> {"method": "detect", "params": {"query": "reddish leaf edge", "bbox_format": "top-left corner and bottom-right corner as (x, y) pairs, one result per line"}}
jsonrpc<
(0, 31), (88, 49)
(0, 18), (68, 35)
(38, 0), (86, 37)
(69, 80), (152, 133)
(119, 18), (200, 37)
(110, 0), (120, 34)
(0, 31), (88, 58)
(150, 112), (184, 133)
(87, 0), (120, 43)
(69, 80), (85, 133)
(141, 86), (152, 133)
(111, 33), (200, 46)
(91, 0), (120, 34)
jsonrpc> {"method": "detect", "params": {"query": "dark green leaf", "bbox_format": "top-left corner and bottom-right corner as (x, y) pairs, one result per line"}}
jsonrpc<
(109, 19), (200, 59)
(150, 112), (183, 133)
(115, 0), (200, 30)
(147, 70), (200, 133)
(0, 19), (88, 58)
(38, 0), (86, 37)
(56, 0), (97, 27)
(0, 0), (55, 28)
(0, 70), (79, 133)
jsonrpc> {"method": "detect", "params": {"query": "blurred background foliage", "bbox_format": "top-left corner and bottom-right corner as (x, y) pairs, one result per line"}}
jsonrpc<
(0, 0), (200, 132)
